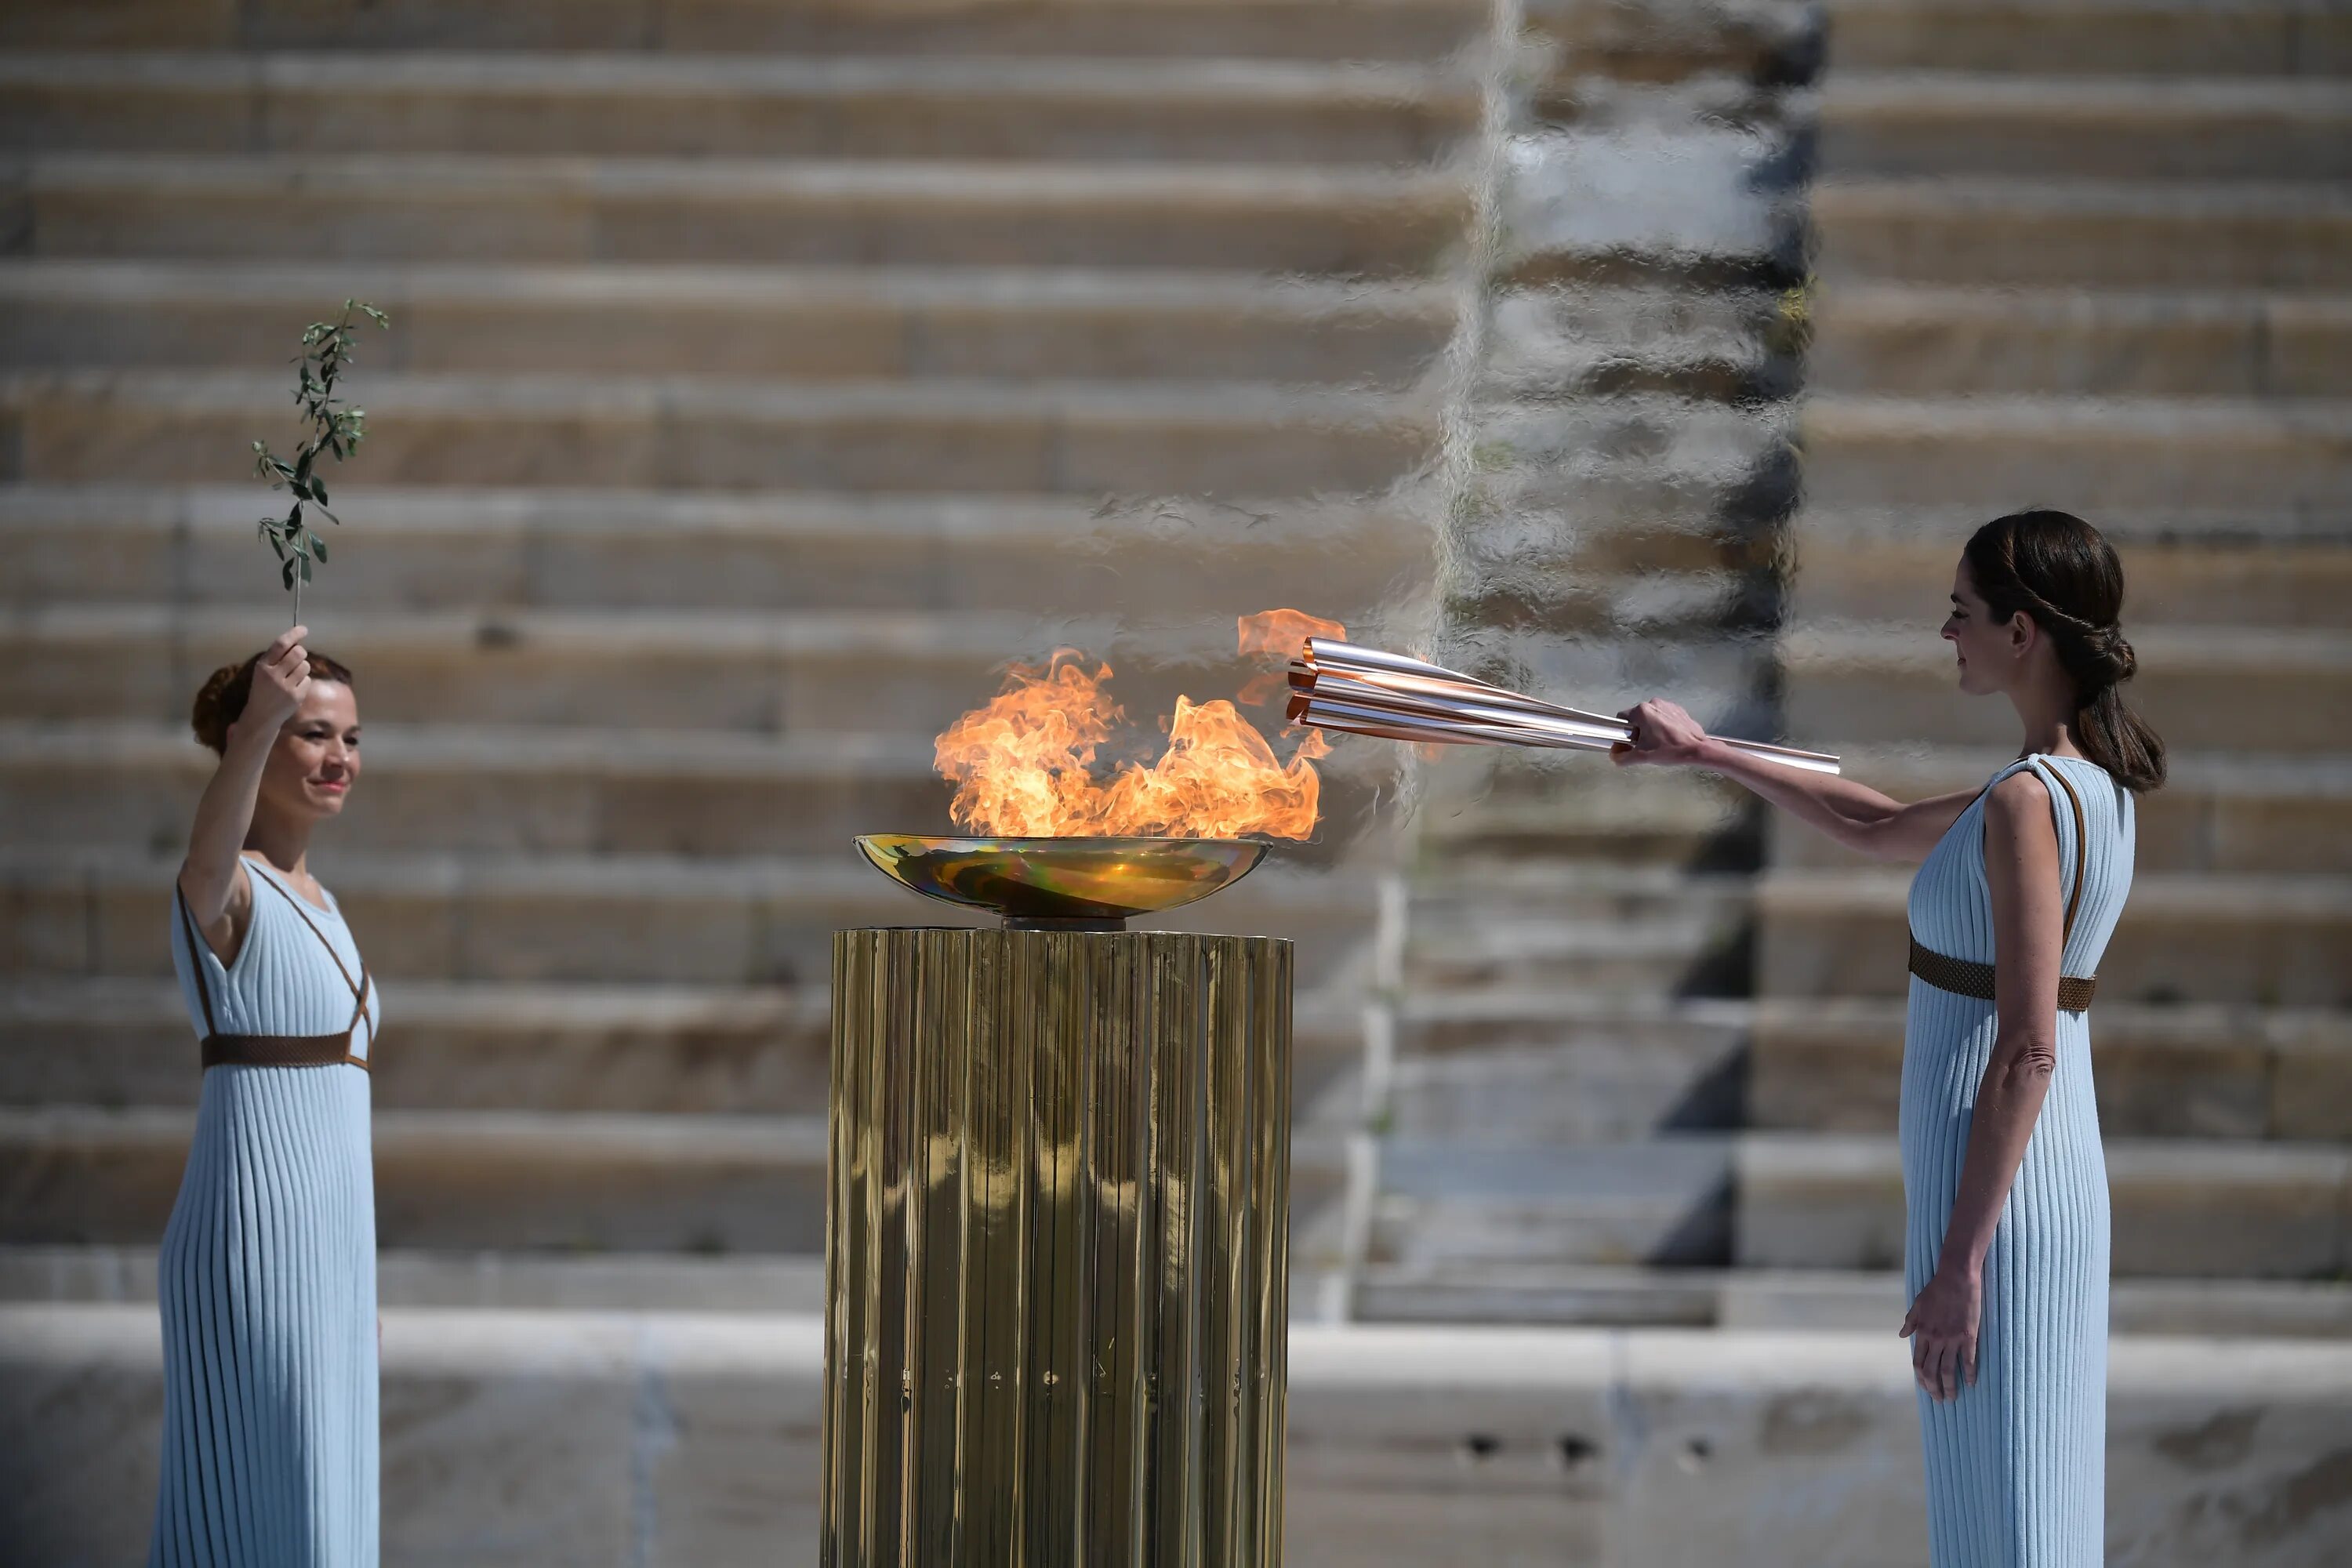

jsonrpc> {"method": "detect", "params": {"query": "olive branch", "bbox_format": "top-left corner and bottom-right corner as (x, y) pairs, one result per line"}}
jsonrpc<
(253, 299), (390, 622)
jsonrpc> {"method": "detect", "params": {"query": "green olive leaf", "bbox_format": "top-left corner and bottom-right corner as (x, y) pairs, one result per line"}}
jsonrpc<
(253, 300), (385, 604)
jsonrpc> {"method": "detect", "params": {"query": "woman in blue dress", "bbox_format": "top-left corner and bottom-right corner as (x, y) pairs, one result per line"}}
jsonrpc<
(1617, 509), (2165, 1565)
(154, 622), (381, 1567)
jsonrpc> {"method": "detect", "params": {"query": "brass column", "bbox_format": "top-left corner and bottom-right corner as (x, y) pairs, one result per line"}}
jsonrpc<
(825, 928), (1291, 1566)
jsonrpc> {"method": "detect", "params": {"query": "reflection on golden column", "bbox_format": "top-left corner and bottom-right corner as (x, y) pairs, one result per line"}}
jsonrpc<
(826, 924), (1291, 1565)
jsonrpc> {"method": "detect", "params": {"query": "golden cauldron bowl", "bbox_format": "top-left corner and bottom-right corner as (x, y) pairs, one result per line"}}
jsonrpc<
(854, 834), (1269, 927)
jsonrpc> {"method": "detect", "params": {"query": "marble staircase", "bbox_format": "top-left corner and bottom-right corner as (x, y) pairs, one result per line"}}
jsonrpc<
(3, 0), (2346, 1370)
(0, 0), (1490, 1312)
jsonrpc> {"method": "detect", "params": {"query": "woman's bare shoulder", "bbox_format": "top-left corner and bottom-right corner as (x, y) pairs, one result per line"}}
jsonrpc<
(1984, 769), (2058, 840)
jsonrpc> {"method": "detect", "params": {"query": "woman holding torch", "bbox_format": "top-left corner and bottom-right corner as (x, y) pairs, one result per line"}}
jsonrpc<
(151, 624), (381, 1567)
(1617, 509), (2164, 1566)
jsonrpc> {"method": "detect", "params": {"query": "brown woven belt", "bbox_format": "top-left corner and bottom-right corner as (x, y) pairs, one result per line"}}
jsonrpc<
(1907, 935), (2097, 1014)
(199, 1032), (369, 1071)
(1905, 760), (2098, 1015)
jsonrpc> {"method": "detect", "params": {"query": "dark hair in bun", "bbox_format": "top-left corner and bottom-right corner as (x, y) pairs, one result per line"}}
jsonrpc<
(1962, 510), (2165, 793)
(191, 648), (357, 755)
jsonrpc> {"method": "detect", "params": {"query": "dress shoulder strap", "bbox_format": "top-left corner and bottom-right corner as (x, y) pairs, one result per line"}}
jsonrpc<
(2046, 763), (2089, 944)
(245, 857), (376, 1053)
(2017, 758), (2090, 944)
(245, 858), (364, 999)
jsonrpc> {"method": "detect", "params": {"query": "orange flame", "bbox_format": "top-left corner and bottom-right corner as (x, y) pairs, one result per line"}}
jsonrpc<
(935, 612), (1342, 840)
(1236, 607), (1348, 706)
(1236, 608), (1347, 660)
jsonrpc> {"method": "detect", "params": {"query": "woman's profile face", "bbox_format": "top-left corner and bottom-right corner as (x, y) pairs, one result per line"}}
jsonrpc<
(1941, 558), (2017, 697)
(256, 681), (362, 824)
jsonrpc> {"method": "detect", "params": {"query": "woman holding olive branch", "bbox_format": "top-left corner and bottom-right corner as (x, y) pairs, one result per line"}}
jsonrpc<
(151, 626), (380, 1567)
(1617, 509), (2162, 1566)
(149, 304), (390, 1566)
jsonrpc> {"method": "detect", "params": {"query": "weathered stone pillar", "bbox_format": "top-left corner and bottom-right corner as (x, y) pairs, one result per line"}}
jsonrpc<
(825, 928), (1292, 1566)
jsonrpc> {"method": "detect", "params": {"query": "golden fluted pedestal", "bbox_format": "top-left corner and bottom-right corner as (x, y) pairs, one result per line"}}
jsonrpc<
(825, 928), (1292, 1567)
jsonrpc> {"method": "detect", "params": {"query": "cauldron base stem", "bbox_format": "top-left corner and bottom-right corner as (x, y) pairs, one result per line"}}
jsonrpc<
(824, 927), (1292, 1565)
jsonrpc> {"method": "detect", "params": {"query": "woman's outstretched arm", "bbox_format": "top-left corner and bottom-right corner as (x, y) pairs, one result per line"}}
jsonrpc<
(1899, 769), (2067, 1401)
(1612, 699), (1977, 863)
(178, 626), (312, 956)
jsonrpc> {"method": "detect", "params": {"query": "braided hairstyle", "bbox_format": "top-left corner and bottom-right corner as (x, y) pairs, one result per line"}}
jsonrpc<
(1962, 510), (2165, 793)
(191, 648), (357, 756)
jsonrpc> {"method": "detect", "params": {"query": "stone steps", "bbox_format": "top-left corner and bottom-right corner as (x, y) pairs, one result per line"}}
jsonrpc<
(1392, 989), (2352, 1143)
(0, 481), (1432, 616)
(1524, 0), (1817, 91)
(1412, 766), (1753, 868)
(0, 602), (1412, 738)
(0, 1105), (833, 1254)
(0, 1107), (1350, 1259)
(1757, 869), (2352, 1007)
(1768, 747), (2352, 876)
(0, 51), (1475, 163)
(1403, 906), (1749, 996)
(1808, 285), (2352, 400)
(0, 719), (1377, 866)
(1390, 992), (1754, 1140)
(0, 367), (1433, 496)
(0, 1242), (835, 1312)
(1824, 0), (2352, 78)
(0, 848), (1380, 988)
(1483, 283), (1789, 401)
(1402, 869), (1759, 992)
(0, 260), (1454, 384)
(0, 721), (938, 858)
(1353, 1260), (2352, 1336)
(1799, 394), (2352, 513)
(1750, 996), (2352, 1142)
(1788, 503), (2352, 628)
(0, 0), (1493, 63)
(9, 151), (1468, 273)
(0, 974), (1374, 1126)
(1410, 860), (1757, 915)
(1357, 1258), (1724, 1326)
(1474, 394), (1795, 506)
(0, 1102), (1354, 1257)
(13, 1240), (2347, 1338)
(1737, 1134), (2352, 1279)
(1406, 397), (1798, 569)
(1812, 178), (2352, 289)
(1817, 71), (2352, 180)
(1370, 1136), (1736, 1269)
(1781, 622), (2352, 753)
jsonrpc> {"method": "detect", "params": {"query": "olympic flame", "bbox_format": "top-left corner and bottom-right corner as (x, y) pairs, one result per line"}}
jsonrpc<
(933, 610), (1343, 839)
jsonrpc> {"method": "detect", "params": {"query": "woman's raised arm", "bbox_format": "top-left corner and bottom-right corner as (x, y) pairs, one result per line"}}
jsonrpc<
(1612, 698), (1976, 863)
(178, 627), (312, 950)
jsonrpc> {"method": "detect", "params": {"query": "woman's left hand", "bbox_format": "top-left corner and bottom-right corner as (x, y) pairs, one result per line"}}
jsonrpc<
(1900, 1266), (1982, 1402)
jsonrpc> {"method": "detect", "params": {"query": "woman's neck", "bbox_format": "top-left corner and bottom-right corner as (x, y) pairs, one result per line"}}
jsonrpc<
(241, 815), (313, 880)
(2009, 674), (2085, 760)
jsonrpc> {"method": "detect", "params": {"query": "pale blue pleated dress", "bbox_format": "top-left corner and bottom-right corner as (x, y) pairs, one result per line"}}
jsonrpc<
(1902, 754), (2132, 1566)
(152, 855), (383, 1568)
